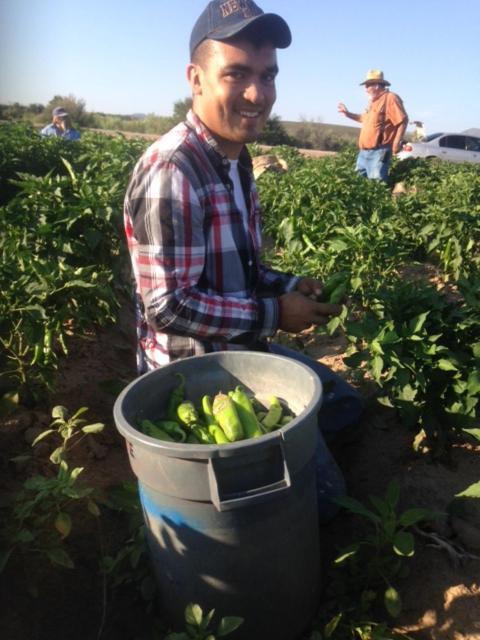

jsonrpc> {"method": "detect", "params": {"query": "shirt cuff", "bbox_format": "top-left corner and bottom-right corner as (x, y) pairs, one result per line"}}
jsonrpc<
(285, 275), (300, 292)
(257, 297), (280, 339)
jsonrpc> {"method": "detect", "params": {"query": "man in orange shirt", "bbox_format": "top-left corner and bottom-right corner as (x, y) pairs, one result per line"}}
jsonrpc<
(338, 69), (408, 181)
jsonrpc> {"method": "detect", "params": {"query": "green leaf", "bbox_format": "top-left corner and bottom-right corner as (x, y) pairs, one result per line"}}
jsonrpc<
(455, 481), (480, 499)
(398, 384), (417, 402)
(384, 586), (402, 618)
(61, 157), (77, 184)
(185, 603), (203, 627)
(0, 391), (20, 417)
(437, 359), (458, 372)
(334, 544), (360, 564)
(326, 316), (342, 334)
(52, 405), (68, 420)
(393, 531), (415, 556)
(201, 608), (215, 631)
(329, 238), (348, 252)
(472, 343), (480, 358)
(385, 480), (400, 509)
(31, 429), (54, 447)
(217, 616), (244, 636)
(324, 613), (342, 638)
(50, 447), (64, 464)
(467, 371), (480, 395)
(54, 512), (72, 538)
(412, 428), (426, 452)
(351, 276), (362, 292)
(377, 396), (394, 408)
(409, 312), (429, 334)
(369, 495), (389, 519)
(87, 500), (101, 517)
(335, 496), (379, 522)
(16, 529), (35, 543)
(69, 466), (84, 481)
(463, 428), (480, 443)
(398, 508), (433, 527)
(82, 423), (105, 434)
(371, 355), (384, 381)
(46, 547), (75, 569)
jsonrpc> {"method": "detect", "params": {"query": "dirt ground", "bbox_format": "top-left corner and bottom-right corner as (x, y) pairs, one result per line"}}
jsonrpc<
(1, 296), (479, 640)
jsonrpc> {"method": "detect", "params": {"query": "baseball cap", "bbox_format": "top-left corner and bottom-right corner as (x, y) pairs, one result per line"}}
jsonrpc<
(52, 106), (69, 118)
(190, 0), (291, 58)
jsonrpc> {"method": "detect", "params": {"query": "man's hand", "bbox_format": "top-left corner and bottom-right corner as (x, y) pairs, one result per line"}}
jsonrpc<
(278, 291), (341, 334)
(337, 102), (348, 115)
(296, 277), (323, 299)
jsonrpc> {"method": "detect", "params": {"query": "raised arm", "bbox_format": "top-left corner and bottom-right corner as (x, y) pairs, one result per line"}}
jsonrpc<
(337, 102), (363, 122)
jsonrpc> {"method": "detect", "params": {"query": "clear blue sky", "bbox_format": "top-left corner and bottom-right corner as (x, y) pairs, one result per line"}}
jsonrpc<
(1, 0), (479, 135)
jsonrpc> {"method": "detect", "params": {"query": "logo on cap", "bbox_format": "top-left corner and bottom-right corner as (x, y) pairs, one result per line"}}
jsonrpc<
(220, 0), (254, 19)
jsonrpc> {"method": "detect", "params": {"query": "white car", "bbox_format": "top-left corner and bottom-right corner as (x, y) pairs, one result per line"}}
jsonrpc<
(397, 132), (480, 164)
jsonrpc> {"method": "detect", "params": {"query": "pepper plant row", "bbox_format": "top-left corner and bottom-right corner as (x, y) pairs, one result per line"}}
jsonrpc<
(0, 123), (147, 402)
(256, 146), (480, 452)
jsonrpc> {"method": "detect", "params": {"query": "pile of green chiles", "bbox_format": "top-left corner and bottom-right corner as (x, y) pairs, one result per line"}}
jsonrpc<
(139, 373), (294, 445)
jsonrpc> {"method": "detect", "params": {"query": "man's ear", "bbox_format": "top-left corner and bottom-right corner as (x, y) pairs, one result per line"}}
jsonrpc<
(187, 63), (202, 96)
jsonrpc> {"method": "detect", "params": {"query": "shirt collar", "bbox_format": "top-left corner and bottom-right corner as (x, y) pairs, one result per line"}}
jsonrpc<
(186, 110), (253, 173)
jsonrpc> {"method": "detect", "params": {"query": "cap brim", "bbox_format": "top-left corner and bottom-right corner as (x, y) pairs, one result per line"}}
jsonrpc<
(209, 13), (292, 49)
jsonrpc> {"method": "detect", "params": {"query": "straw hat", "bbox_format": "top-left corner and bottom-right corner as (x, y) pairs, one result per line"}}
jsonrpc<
(359, 70), (390, 86)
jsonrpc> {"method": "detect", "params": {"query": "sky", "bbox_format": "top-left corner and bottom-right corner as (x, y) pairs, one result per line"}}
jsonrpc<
(1, 0), (479, 135)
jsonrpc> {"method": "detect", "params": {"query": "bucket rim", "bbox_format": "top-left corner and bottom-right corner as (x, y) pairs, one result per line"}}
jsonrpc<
(113, 350), (322, 457)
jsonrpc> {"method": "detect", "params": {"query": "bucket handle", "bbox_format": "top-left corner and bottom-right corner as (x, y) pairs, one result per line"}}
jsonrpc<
(207, 439), (291, 511)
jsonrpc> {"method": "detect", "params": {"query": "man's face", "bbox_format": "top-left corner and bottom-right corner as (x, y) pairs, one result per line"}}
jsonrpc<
(365, 83), (385, 99)
(53, 115), (67, 129)
(188, 38), (278, 158)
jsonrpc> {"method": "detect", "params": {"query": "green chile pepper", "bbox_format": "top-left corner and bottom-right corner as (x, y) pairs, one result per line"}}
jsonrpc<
(201, 395), (218, 427)
(328, 282), (348, 304)
(177, 400), (199, 427)
(156, 420), (187, 442)
(231, 386), (264, 438)
(141, 419), (175, 442)
(321, 272), (348, 302)
(192, 424), (216, 444)
(262, 396), (283, 430)
(212, 393), (244, 442)
(208, 424), (229, 444)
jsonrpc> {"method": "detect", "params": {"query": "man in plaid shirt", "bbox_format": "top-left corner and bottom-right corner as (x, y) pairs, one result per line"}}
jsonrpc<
(124, 0), (363, 521)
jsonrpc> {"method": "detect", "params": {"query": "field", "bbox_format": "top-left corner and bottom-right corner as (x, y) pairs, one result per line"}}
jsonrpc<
(1, 123), (479, 640)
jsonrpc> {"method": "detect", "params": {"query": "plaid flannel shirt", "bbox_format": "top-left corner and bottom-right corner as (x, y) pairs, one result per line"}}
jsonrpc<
(124, 110), (298, 371)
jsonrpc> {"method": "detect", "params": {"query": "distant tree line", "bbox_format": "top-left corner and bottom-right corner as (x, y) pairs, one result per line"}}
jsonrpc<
(0, 94), (357, 151)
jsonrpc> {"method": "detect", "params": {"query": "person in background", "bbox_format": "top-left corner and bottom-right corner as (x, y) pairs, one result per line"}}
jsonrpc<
(40, 106), (81, 140)
(410, 120), (426, 141)
(338, 70), (408, 181)
(124, 0), (363, 522)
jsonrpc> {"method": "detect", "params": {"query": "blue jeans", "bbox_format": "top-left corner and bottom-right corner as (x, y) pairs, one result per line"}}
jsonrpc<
(355, 147), (391, 181)
(268, 343), (364, 522)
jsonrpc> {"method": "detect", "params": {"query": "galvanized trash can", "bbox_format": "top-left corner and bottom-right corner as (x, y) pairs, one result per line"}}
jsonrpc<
(113, 351), (322, 640)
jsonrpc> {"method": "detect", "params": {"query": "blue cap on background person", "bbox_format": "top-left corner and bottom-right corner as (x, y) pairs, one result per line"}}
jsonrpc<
(52, 106), (69, 118)
(189, 0), (292, 57)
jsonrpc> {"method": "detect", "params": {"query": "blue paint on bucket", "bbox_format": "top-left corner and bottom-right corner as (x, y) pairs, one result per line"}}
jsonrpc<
(139, 484), (201, 530)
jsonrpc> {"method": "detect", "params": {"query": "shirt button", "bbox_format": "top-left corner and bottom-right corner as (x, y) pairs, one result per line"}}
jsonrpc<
(248, 260), (253, 266)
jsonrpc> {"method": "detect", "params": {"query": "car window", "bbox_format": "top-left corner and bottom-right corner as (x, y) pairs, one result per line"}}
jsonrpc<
(439, 135), (466, 150)
(465, 136), (480, 152)
(423, 133), (443, 142)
